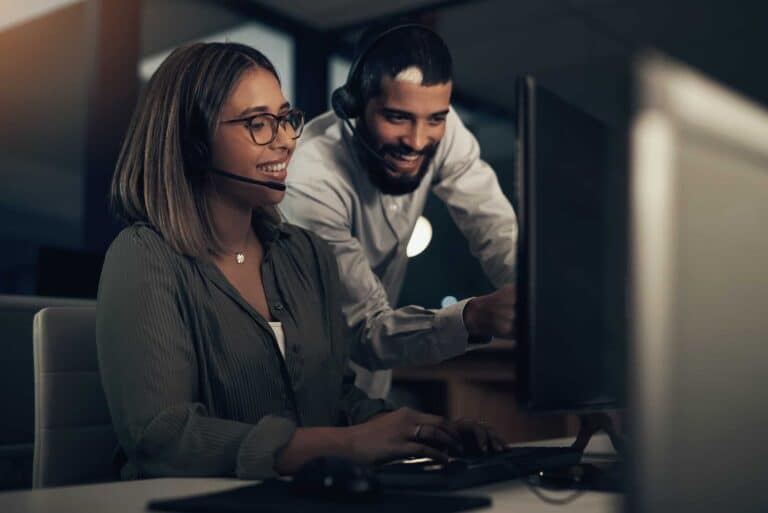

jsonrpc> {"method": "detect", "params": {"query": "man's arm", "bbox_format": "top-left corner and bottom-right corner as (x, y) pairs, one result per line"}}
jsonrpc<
(431, 108), (518, 288)
(430, 109), (519, 339)
(281, 179), (472, 370)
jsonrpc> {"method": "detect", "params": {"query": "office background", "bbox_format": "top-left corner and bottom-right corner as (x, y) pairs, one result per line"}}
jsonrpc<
(3, 0), (767, 304)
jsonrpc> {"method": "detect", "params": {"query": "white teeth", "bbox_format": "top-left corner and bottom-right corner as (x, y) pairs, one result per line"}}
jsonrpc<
(392, 153), (419, 162)
(257, 161), (287, 173)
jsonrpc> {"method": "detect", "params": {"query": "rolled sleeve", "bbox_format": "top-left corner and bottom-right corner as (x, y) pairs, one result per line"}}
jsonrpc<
(433, 298), (473, 355)
(236, 415), (297, 479)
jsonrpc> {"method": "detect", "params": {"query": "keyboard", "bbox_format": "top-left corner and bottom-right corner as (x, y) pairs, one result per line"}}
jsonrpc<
(376, 446), (582, 490)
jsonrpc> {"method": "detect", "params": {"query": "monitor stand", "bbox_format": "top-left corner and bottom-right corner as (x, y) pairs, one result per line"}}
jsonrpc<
(532, 412), (625, 493)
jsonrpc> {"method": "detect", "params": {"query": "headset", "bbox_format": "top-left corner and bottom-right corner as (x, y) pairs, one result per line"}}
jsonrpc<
(187, 133), (287, 191)
(331, 24), (443, 171)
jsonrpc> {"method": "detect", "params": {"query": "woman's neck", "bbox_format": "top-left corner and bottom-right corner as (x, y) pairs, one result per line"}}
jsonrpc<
(208, 195), (261, 259)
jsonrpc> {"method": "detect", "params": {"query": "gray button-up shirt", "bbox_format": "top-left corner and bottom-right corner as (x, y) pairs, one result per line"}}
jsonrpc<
(96, 220), (391, 480)
(281, 108), (518, 399)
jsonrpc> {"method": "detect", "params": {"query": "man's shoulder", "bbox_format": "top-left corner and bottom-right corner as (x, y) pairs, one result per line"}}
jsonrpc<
(288, 111), (358, 197)
(294, 111), (346, 159)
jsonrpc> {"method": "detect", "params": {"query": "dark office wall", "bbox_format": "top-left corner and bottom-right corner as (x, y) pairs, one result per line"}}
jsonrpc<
(0, 0), (263, 297)
(0, 3), (90, 295)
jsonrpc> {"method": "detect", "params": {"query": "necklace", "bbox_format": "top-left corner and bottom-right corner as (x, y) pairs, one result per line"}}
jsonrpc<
(235, 228), (250, 264)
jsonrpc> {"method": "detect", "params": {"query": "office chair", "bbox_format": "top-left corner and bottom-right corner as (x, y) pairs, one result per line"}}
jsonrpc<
(0, 295), (95, 489)
(32, 306), (117, 487)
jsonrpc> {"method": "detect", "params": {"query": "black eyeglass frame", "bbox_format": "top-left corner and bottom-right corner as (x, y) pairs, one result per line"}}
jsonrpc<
(220, 109), (305, 146)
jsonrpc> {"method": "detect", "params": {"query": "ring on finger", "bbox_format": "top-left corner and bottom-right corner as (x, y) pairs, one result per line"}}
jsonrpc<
(413, 424), (424, 440)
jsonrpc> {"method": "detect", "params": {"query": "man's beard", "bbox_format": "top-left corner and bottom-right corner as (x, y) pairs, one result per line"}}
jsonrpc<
(354, 125), (438, 196)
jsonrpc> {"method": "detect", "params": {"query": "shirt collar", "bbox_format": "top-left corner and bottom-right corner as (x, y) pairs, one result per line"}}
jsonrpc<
(254, 210), (292, 247)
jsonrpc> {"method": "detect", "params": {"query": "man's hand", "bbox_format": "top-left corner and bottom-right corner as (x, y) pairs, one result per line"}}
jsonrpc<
(463, 284), (516, 339)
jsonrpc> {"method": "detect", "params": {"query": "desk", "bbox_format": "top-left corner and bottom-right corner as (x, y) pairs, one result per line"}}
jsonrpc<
(0, 437), (621, 513)
(393, 340), (578, 442)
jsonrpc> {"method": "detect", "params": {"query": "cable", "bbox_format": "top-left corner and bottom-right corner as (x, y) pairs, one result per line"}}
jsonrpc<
(524, 473), (586, 505)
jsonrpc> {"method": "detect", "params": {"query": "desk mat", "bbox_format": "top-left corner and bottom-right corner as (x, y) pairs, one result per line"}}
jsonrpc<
(148, 479), (491, 513)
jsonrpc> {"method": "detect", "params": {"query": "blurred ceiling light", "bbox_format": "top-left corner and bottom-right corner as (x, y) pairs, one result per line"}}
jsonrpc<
(406, 216), (432, 258)
(0, 0), (80, 32)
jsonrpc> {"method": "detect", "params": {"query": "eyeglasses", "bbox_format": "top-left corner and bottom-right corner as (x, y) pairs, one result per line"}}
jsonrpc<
(220, 109), (305, 146)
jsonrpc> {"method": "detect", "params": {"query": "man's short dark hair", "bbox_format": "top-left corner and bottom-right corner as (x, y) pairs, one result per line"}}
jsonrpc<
(356, 24), (453, 104)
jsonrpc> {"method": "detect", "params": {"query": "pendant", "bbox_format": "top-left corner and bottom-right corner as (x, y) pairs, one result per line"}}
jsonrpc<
(235, 252), (245, 264)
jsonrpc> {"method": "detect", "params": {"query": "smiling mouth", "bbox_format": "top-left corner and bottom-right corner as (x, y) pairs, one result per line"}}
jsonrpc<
(385, 152), (423, 173)
(390, 152), (421, 162)
(256, 160), (288, 173)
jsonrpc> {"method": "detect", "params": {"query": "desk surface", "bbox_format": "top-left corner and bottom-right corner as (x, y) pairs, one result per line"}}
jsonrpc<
(0, 437), (622, 513)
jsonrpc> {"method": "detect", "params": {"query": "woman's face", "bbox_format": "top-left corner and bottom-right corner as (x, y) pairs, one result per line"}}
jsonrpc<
(209, 66), (295, 208)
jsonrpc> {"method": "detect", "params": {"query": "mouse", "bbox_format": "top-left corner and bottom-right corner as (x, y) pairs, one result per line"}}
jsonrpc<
(290, 456), (381, 500)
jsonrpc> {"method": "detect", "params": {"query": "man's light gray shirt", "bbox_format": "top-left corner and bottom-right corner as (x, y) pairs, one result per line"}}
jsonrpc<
(281, 108), (518, 398)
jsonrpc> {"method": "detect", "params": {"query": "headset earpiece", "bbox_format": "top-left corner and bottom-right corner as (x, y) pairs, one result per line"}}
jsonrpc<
(182, 136), (211, 177)
(333, 23), (437, 121)
(331, 85), (359, 120)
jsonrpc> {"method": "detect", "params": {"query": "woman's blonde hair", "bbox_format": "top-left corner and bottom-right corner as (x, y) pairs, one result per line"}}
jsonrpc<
(111, 42), (281, 257)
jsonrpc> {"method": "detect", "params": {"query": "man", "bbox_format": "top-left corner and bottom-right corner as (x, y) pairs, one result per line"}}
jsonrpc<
(281, 24), (518, 399)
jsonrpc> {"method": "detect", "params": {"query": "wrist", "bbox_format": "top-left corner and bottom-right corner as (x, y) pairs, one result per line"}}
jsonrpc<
(274, 426), (356, 474)
(463, 297), (481, 337)
(342, 424), (362, 460)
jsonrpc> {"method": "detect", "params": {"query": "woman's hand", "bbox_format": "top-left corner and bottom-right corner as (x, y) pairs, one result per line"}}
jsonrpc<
(275, 412), (508, 475)
(447, 418), (508, 455)
(346, 407), (463, 464)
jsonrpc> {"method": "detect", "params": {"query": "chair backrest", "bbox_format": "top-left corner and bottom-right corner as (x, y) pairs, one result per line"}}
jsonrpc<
(0, 294), (95, 489)
(32, 306), (117, 487)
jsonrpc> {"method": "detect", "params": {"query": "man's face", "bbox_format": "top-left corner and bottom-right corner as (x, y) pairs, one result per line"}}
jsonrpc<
(360, 72), (452, 194)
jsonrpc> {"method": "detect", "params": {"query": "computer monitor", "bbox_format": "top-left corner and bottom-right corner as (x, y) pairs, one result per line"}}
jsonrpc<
(514, 76), (628, 415)
(629, 54), (768, 513)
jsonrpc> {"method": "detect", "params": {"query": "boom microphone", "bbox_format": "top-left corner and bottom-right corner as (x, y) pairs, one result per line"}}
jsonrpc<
(211, 167), (287, 191)
(342, 118), (400, 173)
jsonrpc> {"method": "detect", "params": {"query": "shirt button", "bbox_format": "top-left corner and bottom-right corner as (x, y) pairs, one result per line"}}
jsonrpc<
(389, 203), (398, 211)
(273, 302), (284, 311)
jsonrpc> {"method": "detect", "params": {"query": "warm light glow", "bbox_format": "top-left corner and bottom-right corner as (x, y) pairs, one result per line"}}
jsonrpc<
(0, 0), (80, 33)
(406, 216), (432, 258)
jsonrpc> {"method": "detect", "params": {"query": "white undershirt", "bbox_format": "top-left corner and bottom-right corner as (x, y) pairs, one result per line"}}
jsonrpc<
(268, 322), (285, 359)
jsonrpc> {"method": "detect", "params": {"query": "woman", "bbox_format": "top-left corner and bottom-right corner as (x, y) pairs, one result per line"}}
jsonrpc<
(97, 42), (504, 480)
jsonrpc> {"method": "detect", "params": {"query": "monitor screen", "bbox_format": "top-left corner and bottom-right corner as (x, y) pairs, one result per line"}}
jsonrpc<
(514, 76), (627, 413)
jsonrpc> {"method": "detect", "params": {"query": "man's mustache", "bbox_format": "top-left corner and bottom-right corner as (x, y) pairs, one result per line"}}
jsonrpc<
(380, 143), (438, 157)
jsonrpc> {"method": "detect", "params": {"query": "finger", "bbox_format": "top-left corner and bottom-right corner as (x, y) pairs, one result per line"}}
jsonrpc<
(431, 422), (462, 446)
(413, 412), (462, 444)
(472, 423), (491, 453)
(418, 424), (463, 453)
(489, 432), (507, 452)
(413, 412), (447, 427)
(401, 442), (450, 464)
(484, 429), (506, 452)
(474, 422), (506, 452)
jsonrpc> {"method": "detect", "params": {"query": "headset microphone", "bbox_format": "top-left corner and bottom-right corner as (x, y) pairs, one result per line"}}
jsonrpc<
(341, 118), (400, 173)
(211, 167), (287, 191)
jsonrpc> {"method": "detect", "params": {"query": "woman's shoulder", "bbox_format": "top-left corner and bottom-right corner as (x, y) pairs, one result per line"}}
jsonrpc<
(105, 223), (184, 267)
